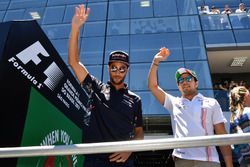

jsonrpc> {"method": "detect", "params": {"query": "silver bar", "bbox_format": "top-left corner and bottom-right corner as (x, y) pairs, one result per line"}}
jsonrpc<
(0, 133), (249, 158)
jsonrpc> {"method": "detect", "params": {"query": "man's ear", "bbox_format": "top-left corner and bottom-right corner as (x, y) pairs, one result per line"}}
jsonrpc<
(195, 80), (199, 89)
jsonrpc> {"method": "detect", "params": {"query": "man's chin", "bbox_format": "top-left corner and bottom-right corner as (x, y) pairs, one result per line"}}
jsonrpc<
(110, 76), (126, 85)
(112, 80), (123, 85)
(110, 78), (124, 85)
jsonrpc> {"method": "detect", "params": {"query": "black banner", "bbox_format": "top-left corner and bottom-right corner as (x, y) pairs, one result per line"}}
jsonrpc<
(0, 20), (89, 167)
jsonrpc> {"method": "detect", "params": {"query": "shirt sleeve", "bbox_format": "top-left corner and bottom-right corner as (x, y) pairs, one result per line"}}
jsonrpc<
(81, 74), (103, 95)
(135, 98), (143, 127)
(212, 99), (227, 125)
(163, 92), (176, 114)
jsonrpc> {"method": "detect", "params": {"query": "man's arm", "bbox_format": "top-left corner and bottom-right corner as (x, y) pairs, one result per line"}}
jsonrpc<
(214, 122), (233, 167)
(109, 126), (144, 163)
(68, 4), (90, 83)
(134, 99), (144, 140)
(148, 47), (170, 105)
(109, 98), (144, 163)
(134, 127), (144, 140)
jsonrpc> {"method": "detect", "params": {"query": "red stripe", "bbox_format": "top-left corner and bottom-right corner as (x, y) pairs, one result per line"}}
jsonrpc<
(201, 108), (212, 161)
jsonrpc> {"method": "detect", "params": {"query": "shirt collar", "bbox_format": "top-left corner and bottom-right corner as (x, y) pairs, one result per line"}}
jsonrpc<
(181, 93), (204, 102)
(107, 81), (128, 93)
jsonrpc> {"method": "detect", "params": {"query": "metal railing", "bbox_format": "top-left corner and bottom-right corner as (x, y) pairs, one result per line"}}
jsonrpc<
(199, 13), (250, 30)
(0, 133), (250, 158)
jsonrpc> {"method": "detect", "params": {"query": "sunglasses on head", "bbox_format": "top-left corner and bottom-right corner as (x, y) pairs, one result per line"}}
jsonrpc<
(110, 66), (127, 73)
(178, 75), (193, 84)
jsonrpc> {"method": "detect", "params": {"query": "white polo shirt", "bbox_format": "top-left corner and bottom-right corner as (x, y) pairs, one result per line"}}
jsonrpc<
(164, 93), (227, 163)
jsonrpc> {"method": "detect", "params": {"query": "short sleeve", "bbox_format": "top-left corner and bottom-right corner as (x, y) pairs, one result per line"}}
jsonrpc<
(163, 92), (176, 113)
(135, 98), (143, 127)
(81, 74), (103, 95)
(213, 99), (227, 125)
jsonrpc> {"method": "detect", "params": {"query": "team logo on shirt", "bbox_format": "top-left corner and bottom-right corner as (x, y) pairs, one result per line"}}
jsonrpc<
(101, 86), (110, 101)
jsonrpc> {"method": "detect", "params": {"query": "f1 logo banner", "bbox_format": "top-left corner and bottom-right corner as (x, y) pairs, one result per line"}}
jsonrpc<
(12, 41), (63, 91)
(0, 20), (89, 167)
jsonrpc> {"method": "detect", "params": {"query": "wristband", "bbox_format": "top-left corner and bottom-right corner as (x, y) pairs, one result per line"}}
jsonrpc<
(153, 62), (159, 66)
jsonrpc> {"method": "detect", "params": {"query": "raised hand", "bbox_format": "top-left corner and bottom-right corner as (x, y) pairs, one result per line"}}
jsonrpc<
(71, 4), (90, 30)
(154, 47), (170, 63)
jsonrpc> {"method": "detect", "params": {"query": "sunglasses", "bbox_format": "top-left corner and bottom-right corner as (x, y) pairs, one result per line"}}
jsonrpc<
(178, 75), (193, 84)
(110, 66), (127, 73)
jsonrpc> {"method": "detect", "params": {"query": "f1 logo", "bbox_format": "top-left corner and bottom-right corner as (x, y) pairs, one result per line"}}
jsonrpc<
(16, 41), (63, 90)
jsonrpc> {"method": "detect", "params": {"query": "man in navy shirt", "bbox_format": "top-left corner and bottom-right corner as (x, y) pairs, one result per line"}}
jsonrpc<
(68, 4), (144, 167)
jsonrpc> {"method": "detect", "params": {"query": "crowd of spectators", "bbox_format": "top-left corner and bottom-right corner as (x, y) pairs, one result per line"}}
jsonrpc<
(213, 79), (249, 91)
(199, 3), (250, 15)
(213, 80), (249, 112)
(199, 3), (250, 29)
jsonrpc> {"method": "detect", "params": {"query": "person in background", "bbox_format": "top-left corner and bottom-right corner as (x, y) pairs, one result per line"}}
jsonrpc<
(229, 86), (250, 167)
(229, 80), (238, 93)
(199, 5), (210, 14)
(209, 6), (221, 29)
(235, 3), (248, 13)
(219, 80), (229, 91)
(210, 6), (221, 14)
(68, 4), (144, 167)
(221, 4), (233, 29)
(148, 47), (233, 167)
(221, 4), (233, 14)
(239, 80), (248, 89)
(235, 3), (250, 28)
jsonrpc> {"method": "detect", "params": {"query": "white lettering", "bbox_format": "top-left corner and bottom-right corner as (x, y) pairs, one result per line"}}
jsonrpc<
(40, 130), (60, 146)
(40, 130), (79, 166)
(8, 57), (43, 89)
(61, 130), (70, 145)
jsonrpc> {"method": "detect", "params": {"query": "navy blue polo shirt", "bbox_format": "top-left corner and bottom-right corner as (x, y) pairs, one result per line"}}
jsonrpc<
(81, 74), (143, 144)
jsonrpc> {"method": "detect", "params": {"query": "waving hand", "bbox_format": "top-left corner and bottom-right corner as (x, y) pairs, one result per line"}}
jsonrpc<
(72, 4), (90, 30)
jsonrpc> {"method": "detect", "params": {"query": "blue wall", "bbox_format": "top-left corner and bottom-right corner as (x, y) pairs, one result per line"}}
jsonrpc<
(1, 0), (250, 114)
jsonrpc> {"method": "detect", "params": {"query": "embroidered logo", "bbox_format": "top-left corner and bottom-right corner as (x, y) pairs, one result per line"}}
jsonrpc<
(101, 86), (110, 101)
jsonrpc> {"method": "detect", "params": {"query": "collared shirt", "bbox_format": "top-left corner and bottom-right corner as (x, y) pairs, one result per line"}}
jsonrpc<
(81, 74), (143, 144)
(164, 93), (226, 163)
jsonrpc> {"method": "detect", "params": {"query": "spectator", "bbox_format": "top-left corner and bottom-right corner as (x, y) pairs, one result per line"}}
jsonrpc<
(210, 6), (221, 14)
(221, 5), (232, 29)
(148, 47), (233, 167)
(219, 80), (229, 91)
(213, 83), (220, 90)
(221, 5), (233, 14)
(229, 86), (250, 166)
(209, 6), (221, 29)
(68, 4), (144, 167)
(229, 80), (238, 93)
(199, 5), (210, 15)
(239, 80), (247, 87)
(235, 3), (250, 28)
(199, 5), (212, 29)
(235, 3), (247, 13)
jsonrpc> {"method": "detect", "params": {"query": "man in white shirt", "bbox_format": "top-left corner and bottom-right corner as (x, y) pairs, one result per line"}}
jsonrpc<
(235, 3), (247, 13)
(235, 3), (250, 28)
(147, 47), (233, 167)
